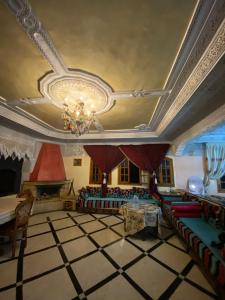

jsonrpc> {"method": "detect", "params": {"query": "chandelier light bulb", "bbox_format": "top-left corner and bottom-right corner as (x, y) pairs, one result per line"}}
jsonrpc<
(62, 100), (95, 136)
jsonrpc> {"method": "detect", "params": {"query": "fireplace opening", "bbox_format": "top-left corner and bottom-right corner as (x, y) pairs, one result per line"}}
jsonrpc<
(0, 156), (23, 196)
(36, 185), (62, 200)
(0, 169), (17, 196)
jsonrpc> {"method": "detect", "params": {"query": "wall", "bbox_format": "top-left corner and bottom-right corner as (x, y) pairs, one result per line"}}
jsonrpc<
(63, 155), (146, 194)
(172, 156), (204, 190)
(63, 154), (225, 196)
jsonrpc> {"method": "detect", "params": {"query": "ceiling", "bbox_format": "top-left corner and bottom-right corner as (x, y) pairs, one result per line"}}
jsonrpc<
(0, 0), (224, 146)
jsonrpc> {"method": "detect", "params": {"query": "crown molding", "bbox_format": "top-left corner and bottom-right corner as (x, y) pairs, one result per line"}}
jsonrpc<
(156, 17), (225, 136)
(0, 102), (160, 141)
(150, 0), (225, 131)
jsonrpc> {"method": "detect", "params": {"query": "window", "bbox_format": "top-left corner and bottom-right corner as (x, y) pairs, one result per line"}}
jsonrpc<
(118, 159), (140, 184)
(218, 175), (225, 192)
(156, 157), (174, 187)
(89, 160), (111, 184)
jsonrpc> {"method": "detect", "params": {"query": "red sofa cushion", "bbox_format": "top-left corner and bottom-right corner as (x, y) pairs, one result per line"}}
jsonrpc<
(172, 205), (202, 212)
(174, 212), (201, 218)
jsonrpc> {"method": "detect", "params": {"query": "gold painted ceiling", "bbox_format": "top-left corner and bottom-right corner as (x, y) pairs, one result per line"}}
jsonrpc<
(1, 0), (223, 140)
(30, 0), (195, 91)
(0, 0), (196, 131)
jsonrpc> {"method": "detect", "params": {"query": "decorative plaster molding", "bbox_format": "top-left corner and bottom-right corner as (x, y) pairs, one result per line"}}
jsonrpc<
(1, 0), (175, 135)
(112, 89), (171, 99)
(156, 18), (225, 135)
(3, 0), (67, 74)
(63, 144), (87, 157)
(10, 97), (50, 106)
(173, 104), (225, 156)
(40, 71), (114, 115)
(0, 101), (160, 141)
(3, 0), (225, 142)
(150, 0), (225, 130)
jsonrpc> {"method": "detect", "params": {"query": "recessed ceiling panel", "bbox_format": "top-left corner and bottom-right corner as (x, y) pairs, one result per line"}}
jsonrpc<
(97, 97), (158, 130)
(21, 104), (64, 130)
(0, 3), (50, 100)
(30, 0), (197, 91)
(20, 97), (158, 131)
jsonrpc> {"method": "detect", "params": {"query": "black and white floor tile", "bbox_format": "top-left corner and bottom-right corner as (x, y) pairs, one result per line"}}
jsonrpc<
(0, 211), (219, 300)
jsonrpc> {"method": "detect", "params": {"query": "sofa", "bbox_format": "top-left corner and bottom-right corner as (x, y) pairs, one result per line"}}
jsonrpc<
(162, 193), (225, 298)
(77, 186), (160, 213)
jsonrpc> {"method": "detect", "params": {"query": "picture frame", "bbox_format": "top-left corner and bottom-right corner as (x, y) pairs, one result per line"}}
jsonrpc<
(73, 158), (82, 166)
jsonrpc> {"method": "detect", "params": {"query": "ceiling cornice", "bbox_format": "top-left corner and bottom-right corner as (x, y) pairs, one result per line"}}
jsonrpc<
(150, 0), (225, 131)
(0, 101), (161, 141)
(156, 17), (225, 136)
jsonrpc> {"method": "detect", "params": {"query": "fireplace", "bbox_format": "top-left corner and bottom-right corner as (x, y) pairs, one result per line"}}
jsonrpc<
(36, 184), (62, 200)
(22, 143), (72, 213)
(22, 180), (72, 213)
(0, 156), (23, 196)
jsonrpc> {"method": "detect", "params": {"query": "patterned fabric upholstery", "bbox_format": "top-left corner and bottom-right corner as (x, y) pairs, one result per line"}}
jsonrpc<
(78, 186), (159, 211)
(166, 211), (225, 287)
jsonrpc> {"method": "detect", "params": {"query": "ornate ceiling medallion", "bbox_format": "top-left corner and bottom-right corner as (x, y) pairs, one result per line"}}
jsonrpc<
(40, 70), (114, 115)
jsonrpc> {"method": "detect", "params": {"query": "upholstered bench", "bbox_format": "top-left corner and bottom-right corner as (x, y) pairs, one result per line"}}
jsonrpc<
(163, 197), (225, 297)
(77, 186), (160, 213)
(172, 216), (225, 295)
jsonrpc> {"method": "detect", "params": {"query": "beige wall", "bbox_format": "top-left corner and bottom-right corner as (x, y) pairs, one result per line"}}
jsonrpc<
(63, 155), (147, 194)
(63, 154), (225, 196)
(63, 154), (203, 193)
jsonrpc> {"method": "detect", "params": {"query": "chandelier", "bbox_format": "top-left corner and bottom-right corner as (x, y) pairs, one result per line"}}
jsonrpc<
(62, 101), (95, 136)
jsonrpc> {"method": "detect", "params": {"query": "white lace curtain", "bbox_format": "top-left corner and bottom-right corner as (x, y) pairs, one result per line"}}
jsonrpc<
(203, 143), (225, 186)
(0, 137), (33, 160)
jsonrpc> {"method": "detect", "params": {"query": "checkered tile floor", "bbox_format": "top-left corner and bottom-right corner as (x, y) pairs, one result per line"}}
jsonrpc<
(0, 211), (218, 300)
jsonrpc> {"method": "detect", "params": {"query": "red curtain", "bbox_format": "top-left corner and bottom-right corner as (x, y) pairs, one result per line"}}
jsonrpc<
(84, 145), (125, 196)
(119, 144), (170, 193)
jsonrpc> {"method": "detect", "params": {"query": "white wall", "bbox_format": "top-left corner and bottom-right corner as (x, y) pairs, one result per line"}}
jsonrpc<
(172, 156), (204, 189)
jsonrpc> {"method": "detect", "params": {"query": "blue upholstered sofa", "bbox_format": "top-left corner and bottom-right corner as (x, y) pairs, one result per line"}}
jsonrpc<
(162, 194), (225, 298)
(77, 186), (160, 213)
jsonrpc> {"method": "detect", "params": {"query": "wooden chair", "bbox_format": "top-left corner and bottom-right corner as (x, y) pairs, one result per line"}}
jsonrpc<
(0, 198), (33, 257)
(17, 189), (35, 201)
